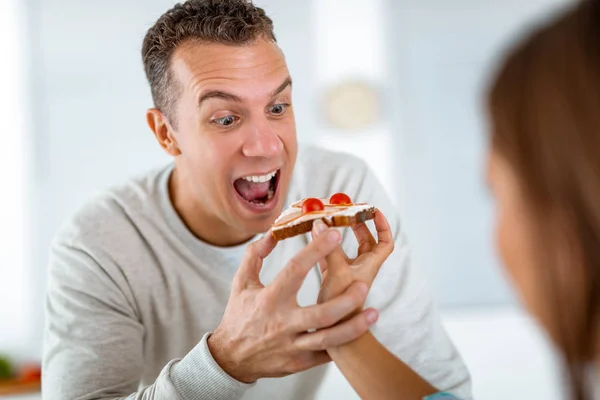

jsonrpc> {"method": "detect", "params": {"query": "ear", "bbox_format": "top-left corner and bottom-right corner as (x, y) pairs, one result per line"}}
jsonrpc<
(146, 108), (181, 156)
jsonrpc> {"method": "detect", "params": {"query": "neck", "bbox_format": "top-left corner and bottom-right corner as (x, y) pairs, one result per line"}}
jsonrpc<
(169, 167), (254, 247)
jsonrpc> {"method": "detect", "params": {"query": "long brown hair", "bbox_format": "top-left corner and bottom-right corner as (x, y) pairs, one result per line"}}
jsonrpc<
(488, 0), (600, 398)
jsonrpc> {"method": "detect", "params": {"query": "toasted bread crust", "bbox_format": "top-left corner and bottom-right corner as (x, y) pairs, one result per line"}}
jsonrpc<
(271, 207), (376, 241)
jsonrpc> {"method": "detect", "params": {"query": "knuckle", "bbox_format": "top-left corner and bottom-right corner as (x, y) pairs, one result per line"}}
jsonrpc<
(231, 274), (244, 288)
(342, 323), (361, 342)
(314, 233), (334, 250)
(349, 290), (365, 307)
(287, 258), (302, 275)
(386, 242), (395, 254)
(317, 308), (336, 327)
(246, 242), (258, 258)
(351, 316), (369, 337)
(303, 331), (329, 350)
(269, 321), (285, 338)
(317, 333), (330, 349)
(265, 317), (287, 340)
(308, 241), (325, 257)
(378, 242), (393, 257)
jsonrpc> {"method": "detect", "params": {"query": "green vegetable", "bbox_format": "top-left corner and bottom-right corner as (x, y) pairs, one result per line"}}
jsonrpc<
(0, 355), (14, 379)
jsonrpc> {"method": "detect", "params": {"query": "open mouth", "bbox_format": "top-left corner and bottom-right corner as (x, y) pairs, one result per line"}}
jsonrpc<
(233, 169), (280, 207)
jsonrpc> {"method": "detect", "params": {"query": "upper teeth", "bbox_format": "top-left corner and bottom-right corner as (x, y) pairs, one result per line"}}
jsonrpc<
(243, 170), (277, 183)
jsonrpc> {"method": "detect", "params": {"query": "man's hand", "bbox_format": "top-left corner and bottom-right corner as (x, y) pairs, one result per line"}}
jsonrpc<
(207, 228), (376, 383)
(313, 210), (395, 306)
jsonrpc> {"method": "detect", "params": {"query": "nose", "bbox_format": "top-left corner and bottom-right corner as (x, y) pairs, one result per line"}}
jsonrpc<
(241, 119), (284, 159)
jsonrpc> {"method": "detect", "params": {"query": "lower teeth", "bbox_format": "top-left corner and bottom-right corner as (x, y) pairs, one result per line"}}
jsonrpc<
(248, 189), (274, 205)
(242, 175), (276, 205)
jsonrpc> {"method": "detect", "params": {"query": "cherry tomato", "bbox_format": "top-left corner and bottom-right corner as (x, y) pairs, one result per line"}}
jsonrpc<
(302, 198), (325, 213)
(330, 193), (352, 205)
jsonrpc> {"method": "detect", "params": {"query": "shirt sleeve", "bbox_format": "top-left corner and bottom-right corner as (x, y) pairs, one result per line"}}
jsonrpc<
(43, 240), (253, 400)
(424, 393), (463, 400)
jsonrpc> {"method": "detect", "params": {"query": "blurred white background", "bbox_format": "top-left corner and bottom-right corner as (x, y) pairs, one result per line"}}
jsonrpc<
(0, 0), (575, 398)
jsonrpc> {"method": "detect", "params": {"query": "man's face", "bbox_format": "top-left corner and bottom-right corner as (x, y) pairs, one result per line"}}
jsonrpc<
(167, 40), (297, 241)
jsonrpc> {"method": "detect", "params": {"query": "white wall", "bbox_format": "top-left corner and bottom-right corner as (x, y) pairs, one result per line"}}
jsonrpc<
(0, 0), (33, 361)
(312, 0), (395, 195)
(386, 0), (574, 307)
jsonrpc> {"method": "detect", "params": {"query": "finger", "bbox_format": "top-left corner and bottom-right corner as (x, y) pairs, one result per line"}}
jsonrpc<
(311, 219), (329, 238)
(269, 228), (342, 297)
(295, 308), (379, 351)
(291, 350), (332, 373)
(372, 211), (395, 259)
(312, 220), (349, 266)
(357, 212), (395, 281)
(323, 245), (348, 274)
(311, 221), (329, 275)
(351, 222), (377, 256)
(232, 232), (277, 291)
(312, 220), (349, 273)
(291, 282), (368, 332)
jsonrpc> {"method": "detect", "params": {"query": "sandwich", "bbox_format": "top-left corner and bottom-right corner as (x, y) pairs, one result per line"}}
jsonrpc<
(271, 193), (376, 241)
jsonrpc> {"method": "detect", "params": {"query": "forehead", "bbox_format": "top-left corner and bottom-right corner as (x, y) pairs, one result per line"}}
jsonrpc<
(171, 40), (290, 97)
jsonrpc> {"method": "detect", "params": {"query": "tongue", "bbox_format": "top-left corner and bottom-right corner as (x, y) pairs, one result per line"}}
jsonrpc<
(234, 179), (271, 202)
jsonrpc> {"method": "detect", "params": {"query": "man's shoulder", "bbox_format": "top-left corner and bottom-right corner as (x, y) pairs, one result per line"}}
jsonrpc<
(291, 144), (372, 199)
(54, 164), (171, 247)
(296, 144), (368, 174)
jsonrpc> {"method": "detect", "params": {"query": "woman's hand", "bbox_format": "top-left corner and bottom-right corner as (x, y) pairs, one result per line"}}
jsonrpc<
(313, 210), (395, 306)
(312, 212), (439, 399)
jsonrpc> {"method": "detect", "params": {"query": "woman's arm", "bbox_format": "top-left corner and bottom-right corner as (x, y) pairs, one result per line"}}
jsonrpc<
(311, 216), (457, 399)
(328, 331), (438, 400)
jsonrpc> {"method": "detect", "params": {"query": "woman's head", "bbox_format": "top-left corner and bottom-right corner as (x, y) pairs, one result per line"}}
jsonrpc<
(487, 0), (600, 397)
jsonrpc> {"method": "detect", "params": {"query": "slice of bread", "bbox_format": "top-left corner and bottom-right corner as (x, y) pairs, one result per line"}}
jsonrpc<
(271, 197), (376, 241)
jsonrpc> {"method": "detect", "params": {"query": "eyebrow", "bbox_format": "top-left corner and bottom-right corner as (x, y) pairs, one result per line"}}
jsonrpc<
(271, 76), (292, 97)
(197, 76), (293, 106)
(198, 91), (242, 105)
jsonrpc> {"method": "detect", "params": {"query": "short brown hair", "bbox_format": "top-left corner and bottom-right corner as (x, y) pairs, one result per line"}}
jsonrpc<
(141, 0), (276, 121)
(488, 1), (600, 398)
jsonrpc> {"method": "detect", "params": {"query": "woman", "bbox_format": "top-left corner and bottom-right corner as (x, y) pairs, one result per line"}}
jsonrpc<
(312, 0), (600, 399)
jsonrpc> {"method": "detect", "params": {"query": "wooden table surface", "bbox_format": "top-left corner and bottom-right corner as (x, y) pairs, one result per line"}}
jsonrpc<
(0, 380), (41, 397)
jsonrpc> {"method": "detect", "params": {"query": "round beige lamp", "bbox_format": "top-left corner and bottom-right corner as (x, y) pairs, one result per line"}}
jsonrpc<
(322, 80), (380, 131)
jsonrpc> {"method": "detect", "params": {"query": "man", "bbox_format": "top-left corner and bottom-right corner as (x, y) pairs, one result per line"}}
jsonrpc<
(42, 0), (472, 399)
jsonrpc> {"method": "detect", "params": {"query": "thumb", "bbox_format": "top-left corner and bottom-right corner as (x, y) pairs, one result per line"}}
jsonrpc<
(233, 232), (277, 291)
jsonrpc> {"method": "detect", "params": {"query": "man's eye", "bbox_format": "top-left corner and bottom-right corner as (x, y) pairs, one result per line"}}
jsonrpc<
(214, 116), (237, 126)
(269, 104), (289, 115)
(213, 115), (239, 126)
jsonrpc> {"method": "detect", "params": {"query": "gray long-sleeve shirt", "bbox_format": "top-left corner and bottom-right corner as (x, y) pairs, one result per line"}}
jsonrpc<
(43, 145), (472, 400)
